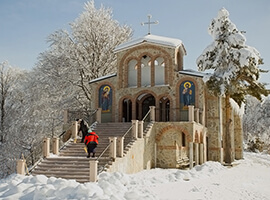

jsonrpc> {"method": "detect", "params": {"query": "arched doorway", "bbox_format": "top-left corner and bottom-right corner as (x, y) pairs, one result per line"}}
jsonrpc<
(122, 98), (132, 122)
(136, 94), (155, 120)
(159, 97), (170, 122)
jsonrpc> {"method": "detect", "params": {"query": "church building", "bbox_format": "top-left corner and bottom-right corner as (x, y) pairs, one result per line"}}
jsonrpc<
(89, 33), (243, 168)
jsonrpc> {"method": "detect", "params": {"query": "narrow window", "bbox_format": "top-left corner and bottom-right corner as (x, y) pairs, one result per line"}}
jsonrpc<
(182, 132), (186, 147)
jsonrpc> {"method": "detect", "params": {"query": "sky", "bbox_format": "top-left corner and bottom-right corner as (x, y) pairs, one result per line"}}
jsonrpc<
(0, 0), (269, 86)
(0, 152), (270, 199)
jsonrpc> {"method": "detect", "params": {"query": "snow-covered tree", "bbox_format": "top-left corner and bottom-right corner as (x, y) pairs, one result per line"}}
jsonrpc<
(0, 61), (25, 143)
(243, 95), (270, 152)
(37, 0), (132, 109)
(196, 8), (269, 164)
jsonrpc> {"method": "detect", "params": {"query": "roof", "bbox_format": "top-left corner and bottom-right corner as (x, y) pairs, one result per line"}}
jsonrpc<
(179, 69), (208, 78)
(114, 34), (184, 52)
(89, 73), (117, 84)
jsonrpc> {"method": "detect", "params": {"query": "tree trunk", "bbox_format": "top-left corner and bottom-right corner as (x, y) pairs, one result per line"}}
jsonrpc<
(224, 94), (233, 164)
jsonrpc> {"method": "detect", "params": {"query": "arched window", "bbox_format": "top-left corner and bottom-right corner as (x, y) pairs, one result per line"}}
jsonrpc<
(155, 57), (165, 85)
(141, 55), (151, 87)
(128, 59), (138, 87)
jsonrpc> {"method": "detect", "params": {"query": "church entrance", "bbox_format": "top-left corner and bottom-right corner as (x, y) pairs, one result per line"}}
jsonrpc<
(122, 98), (132, 122)
(158, 97), (170, 122)
(136, 94), (155, 120)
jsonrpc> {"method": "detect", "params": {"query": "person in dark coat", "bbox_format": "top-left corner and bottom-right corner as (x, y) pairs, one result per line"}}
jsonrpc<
(84, 129), (99, 158)
(76, 119), (89, 143)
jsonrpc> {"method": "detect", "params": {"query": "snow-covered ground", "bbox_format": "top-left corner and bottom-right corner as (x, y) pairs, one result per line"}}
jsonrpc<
(0, 152), (270, 200)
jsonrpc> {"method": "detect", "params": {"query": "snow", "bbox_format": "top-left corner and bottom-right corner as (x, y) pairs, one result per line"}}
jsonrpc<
(197, 8), (265, 97)
(114, 34), (184, 52)
(1, 152), (270, 200)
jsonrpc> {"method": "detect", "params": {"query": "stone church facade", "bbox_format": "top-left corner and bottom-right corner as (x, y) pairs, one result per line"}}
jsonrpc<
(89, 34), (243, 168)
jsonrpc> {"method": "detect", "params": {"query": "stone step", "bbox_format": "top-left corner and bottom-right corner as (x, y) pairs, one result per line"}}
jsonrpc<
(31, 122), (134, 183)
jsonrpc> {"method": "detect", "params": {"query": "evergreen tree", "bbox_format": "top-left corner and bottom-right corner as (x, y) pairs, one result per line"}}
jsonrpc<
(197, 8), (269, 164)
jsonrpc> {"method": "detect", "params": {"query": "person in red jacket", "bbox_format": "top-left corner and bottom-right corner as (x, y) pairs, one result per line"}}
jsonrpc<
(84, 129), (99, 158)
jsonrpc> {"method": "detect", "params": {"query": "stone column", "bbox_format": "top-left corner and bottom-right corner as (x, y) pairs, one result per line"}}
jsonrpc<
(138, 121), (144, 138)
(43, 138), (50, 158)
(96, 108), (102, 123)
(89, 160), (99, 182)
(132, 120), (138, 139)
(195, 143), (199, 166)
(199, 143), (204, 164)
(188, 105), (194, 122)
(17, 159), (25, 175)
(150, 106), (155, 122)
(117, 136), (124, 158)
(52, 137), (59, 155)
(189, 142), (193, 169)
(72, 121), (78, 140)
(109, 137), (117, 159)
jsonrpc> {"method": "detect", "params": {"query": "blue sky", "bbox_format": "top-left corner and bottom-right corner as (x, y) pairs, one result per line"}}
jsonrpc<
(0, 0), (269, 85)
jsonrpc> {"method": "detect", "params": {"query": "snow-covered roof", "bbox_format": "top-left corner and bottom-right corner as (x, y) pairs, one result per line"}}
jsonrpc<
(179, 69), (207, 78)
(114, 34), (184, 52)
(89, 73), (117, 84)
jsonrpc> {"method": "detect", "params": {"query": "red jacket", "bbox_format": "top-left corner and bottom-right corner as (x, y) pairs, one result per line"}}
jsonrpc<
(84, 131), (99, 145)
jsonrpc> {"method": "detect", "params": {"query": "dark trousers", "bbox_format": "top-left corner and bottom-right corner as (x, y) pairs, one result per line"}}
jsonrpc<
(81, 131), (88, 143)
(87, 143), (97, 157)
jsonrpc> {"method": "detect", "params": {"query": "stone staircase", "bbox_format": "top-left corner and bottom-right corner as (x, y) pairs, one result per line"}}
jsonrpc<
(31, 122), (133, 183)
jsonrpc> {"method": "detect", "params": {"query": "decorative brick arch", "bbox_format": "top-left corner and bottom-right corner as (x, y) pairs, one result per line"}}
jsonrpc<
(123, 56), (139, 88)
(118, 95), (133, 122)
(156, 93), (173, 122)
(155, 125), (191, 168)
(156, 125), (190, 143)
(118, 44), (173, 88)
(134, 90), (157, 120)
(176, 77), (200, 109)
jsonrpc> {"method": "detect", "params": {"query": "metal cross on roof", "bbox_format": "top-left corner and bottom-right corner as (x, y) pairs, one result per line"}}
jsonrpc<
(141, 14), (159, 35)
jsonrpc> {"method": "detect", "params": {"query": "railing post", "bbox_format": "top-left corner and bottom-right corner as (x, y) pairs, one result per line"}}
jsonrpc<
(150, 106), (155, 122)
(96, 108), (102, 123)
(17, 159), (25, 175)
(72, 121), (78, 140)
(89, 160), (99, 182)
(109, 137), (117, 160)
(52, 137), (59, 155)
(132, 120), (138, 139)
(43, 138), (50, 158)
(189, 142), (193, 169)
(117, 137), (124, 157)
(138, 121), (144, 138)
(188, 105), (194, 122)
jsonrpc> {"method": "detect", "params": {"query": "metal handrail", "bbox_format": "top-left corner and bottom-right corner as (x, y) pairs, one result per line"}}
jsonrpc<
(122, 125), (133, 138)
(96, 141), (113, 161)
(142, 109), (151, 122)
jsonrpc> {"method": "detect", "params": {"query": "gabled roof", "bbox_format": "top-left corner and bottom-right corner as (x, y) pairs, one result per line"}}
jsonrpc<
(114, 34), (184, 52)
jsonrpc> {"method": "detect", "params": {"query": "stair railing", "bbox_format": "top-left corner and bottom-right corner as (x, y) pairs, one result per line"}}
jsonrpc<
(24, 139), (44, 174)
(121, 125), (134, 149)
(142, 109), (151, 131)
(96, 140), (113, 174)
